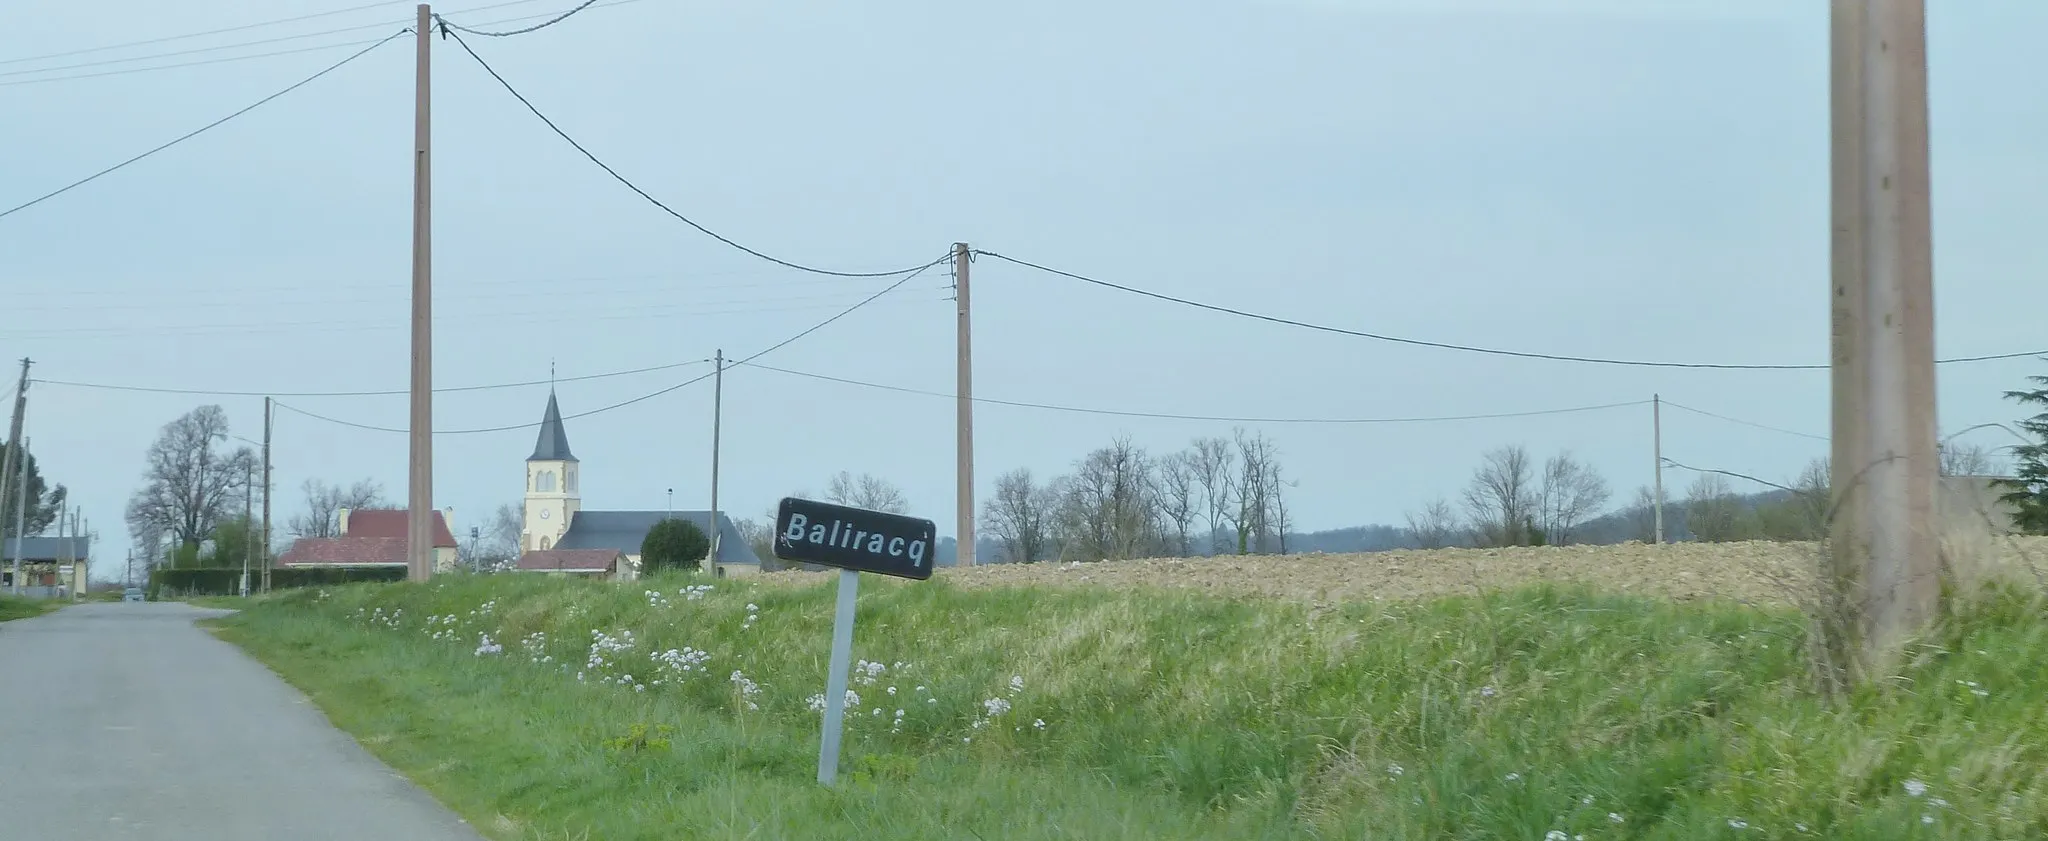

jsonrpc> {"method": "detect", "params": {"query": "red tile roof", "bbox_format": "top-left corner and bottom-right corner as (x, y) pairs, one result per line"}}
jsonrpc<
(343, 509), (456, 547)
(515, 549), (621, 573)
(277, 536), (409, 567)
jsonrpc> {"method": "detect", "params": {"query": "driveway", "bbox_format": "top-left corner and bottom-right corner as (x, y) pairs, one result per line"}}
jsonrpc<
(0, 601), (485, 840)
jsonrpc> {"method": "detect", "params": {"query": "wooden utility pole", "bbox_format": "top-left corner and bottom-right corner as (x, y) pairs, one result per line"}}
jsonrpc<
(953, 242), (975, 568)
(261, 397), (273, 594)
(709, 349), (724, 565)
(1828, 0), (1939, 680)
(406, 3), (436, 582)
(0, 358), (30, 560)
(1652, 394), (1665, 544)
(9, 436), (28, 595)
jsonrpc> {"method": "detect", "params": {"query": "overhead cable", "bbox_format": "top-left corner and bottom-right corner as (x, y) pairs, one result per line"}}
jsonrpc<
(440, 25), (941, 280)
(28, 358), (710, 398)
(438, 0), (600, 36)
(736, 361), (1652, 424)
(275, 263), (935, 434)
(977, 251), (2048, 370)
(0, 30), (406, 221)
(1659, 400), (1827, 442)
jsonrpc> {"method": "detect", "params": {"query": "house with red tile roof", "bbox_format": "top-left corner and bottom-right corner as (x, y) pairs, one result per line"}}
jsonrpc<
(276, 536), (407, 569)
(337, 507), (459, 572)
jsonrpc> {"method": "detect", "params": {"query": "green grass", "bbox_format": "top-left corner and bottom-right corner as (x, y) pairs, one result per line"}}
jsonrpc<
(209, 573), (2048, 841)
(0, 593), (61, 622)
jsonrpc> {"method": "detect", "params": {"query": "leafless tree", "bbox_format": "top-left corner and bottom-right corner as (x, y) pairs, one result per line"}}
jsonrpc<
(286, 478), (387, 539)
(982, 468), (1056, 563)
(1232, 428), (1284, 554)
(1938, 440), (2004, 477)
(1189, 436), (1235, 555)
(1623, 485), (1659, 543)
(1684, 472), (1747, 542)
(1055, 437), (1159, 561)
(1537, 451), (1612, 545)
(1403, 497), (1460, 549)
(824, 471), (909, 514)
(1151, 451), (1201, 557)
(125, 405), (256, 550)
(1462, 444), (1537, 547)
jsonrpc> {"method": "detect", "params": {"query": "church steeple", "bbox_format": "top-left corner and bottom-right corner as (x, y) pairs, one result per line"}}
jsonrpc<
(529, 390), (576, 462)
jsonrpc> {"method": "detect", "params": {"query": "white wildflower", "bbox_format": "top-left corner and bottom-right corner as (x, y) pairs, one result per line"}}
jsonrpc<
(1904, 779), (1928, 797)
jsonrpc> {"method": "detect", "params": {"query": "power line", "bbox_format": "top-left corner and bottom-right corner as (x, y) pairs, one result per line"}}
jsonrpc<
(29, 358), (709, 398)
(0, 30), (406, 221)
(1659, 457), (1797, 493)
(0, 0), (549, 68)
(276, 263), (934, 433)
(736, 361), (1654, 424)
(0, 0), (656, 88)
(1660, 400), (1827, 442)
(439, 0), (600, 36)
(439, 26), (944, 280)
(977, 251), (2048, 371)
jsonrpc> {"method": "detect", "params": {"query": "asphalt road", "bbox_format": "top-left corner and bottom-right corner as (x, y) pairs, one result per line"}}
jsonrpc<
(0, 601), (485, 841)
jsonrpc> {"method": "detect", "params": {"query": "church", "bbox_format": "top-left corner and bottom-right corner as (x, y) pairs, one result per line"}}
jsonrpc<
(514, 390), (761, 579)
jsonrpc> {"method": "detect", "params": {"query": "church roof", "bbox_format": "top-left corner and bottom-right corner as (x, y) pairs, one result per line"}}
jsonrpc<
(556, 510), (760, 565)
(529, 391), (577, 462)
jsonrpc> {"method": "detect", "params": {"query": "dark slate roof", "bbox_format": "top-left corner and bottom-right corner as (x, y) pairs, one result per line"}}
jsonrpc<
(555, 510), (759, 564)
(528, 391), (577, 462)
(3, 536), (91, 562)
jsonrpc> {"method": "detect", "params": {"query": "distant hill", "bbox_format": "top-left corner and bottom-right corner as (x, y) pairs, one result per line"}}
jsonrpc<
(1285, 488), (1800, 554)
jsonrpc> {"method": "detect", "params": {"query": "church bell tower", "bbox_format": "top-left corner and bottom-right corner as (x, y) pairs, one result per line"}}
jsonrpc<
(523, 390), (581, 552)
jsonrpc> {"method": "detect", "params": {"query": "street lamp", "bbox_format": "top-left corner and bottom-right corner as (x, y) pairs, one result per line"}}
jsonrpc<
(666, 488), (673, 519)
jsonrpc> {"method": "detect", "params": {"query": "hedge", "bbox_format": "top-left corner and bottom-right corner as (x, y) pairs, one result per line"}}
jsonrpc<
(149, 566), (408, 598)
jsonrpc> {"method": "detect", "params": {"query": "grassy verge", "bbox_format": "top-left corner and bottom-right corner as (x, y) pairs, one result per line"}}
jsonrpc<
(0, 594), (61, 622)
(211, 574), (2048, 840)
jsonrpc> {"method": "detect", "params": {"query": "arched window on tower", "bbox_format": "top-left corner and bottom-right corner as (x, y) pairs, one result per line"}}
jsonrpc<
(538, 470), (557, 493)
(540, 536), (552, 551)
(566, 467), (578, 493)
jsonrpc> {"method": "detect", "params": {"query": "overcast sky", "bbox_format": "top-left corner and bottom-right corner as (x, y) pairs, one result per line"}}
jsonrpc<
(3, 0), (2042, 578)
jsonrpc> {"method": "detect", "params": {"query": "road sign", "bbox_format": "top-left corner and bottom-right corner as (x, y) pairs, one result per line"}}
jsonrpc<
(773, 496), (937, 786)
(774, 497), (937, 581)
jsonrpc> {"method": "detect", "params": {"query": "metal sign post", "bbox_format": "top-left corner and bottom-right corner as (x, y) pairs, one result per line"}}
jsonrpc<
(773, 497), (937, 786)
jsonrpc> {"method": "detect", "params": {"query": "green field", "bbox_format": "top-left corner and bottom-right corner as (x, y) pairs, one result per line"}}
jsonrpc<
(209, 573), (2048, 840)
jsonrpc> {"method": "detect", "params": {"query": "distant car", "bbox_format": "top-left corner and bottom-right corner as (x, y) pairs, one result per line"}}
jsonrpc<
(123, 587), (145, 602)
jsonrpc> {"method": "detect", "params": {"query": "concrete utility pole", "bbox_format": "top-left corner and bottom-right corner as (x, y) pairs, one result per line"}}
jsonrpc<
(261, 397), (273, 594)
(1828, 0), (1939, 680)
(0, 358), (30, 561)
(406, 3), (436, 582)
(1652, 394), (1665, 544)
(10, 436), (28, 595)
(953, 243), (975, 568)
(708, 349), (724, 565)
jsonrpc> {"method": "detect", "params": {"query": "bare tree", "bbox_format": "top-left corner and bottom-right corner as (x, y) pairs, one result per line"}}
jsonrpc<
(125, 405), (256, 550)
(286, 478), (387, 539)
(1684, 472), (1747, 542)
(981, 468), (1056, 563)
(1403, 497), (1460, 549)
(1537, 451), (1612, 546)
(464, 501), (524, 570)
(1189, 436), (1235, 555)
(1938, 440), (2003, 477)
(824, 471), (909, 514)
(1151, 451), (1201, 557)
(1462, 444), (1537, 547)
(1623, 486), (1659, 543)
(1232, 428), (1283, 554)
(1055, 437), (1159, 561)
